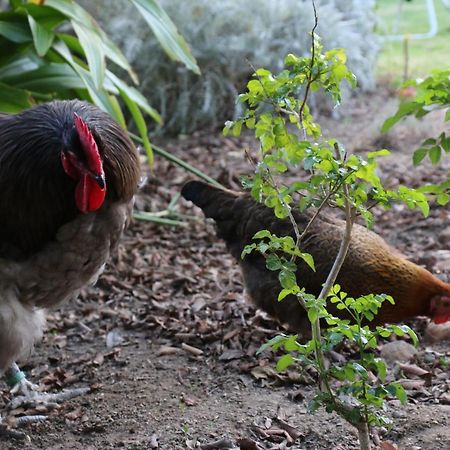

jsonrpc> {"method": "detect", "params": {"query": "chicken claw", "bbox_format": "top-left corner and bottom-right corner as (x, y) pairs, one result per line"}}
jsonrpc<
(4, 362), (90, 418)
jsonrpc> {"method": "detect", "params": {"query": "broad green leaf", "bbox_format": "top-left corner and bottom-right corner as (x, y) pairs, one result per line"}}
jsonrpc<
(418, 200), (430, 217)
(386, 383), (407, 404)
(53, 39), (124, 125)
(301, 252), (315, 272)
(44, 0), (93, 26)
(107, 70), (161, 123)
(405, 326), (419, 346)
(283, 335), (301, 352)
(43, 0), (137, 82)
(381, 102), (417, 133)
(307, 307), (318, 323)
(428, 146), (442, 165)
(266, 254), (282, 271)
(279, 269), (296, 289)
(441, 136), (450, 152)
(257, 334), (288, 354)
(45, 0), (124, 85)
(422, 138), (436, 146)
(0, 54), (41, 79)
(278, 288), (293, 301)
(232, 120), (242, 137)
(367, 149), (390, 158)
(28, 15), (54, 56)
(98, 28), (138, 84)
(6, 63), (83, 91)
(0, 20), (31, 43)
(71, 20), (105, 90)
(107, 94), (127, 130)
(437, 193), (450, 206)
(253, 230), (271, 239)
(130, 0), (199, 74)
(241, 243), (256, 259)
(0, 81), (33, 112)
(16, 3), (65, 28)
(119, 87), (153, 166)
(276, 354), (295, 372)
(412, 148), (428, 166)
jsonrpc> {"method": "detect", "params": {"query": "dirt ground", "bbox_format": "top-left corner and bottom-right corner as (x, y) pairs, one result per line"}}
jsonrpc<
(1, 86), (450, 450)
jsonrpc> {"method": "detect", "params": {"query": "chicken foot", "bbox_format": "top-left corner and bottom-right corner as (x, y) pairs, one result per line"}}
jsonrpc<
(3, 362), (90, 423)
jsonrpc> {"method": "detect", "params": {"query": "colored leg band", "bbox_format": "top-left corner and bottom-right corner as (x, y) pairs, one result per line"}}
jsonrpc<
(6, 370), (26, 388)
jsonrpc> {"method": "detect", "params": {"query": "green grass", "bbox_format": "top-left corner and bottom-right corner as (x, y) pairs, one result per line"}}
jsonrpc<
(376, 0), (450, 83)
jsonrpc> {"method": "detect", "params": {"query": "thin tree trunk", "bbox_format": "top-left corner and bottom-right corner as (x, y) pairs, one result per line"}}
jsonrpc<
(356, 422), (371, 450)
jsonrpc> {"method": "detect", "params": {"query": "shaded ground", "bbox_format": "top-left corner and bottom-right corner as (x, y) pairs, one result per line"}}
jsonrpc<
(1, 86), (450, 450)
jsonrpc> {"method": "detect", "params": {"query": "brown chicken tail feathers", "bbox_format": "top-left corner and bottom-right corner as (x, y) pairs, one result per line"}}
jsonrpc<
(181, 180), (212, 207)
(181, 180), (239, 218)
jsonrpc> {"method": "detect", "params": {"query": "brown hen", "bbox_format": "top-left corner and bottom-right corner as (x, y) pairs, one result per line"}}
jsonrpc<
(182, 180), (450, 333)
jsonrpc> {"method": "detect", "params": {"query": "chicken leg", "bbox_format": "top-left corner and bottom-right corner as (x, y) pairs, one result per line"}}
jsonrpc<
(2, 362), (90, 427)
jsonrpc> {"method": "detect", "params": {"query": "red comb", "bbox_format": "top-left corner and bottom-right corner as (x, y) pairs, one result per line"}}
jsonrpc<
(73, 113), (103, 175)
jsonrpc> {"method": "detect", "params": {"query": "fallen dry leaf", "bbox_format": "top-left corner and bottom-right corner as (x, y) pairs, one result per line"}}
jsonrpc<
(237, 438), (264, 450)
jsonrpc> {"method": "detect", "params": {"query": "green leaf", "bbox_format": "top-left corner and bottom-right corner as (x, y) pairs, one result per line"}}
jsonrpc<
(381, 102), (417, 133)
(276, 354), (295, 372)
(428, 146), (442, 165)
(301, 252), (315, 272)
(257, 334), (288, 354)
(232, 120), (242, 137)
(412, 148), (428, 166)
(28, 15), (54, 57)
(44, 0), (138, 83)
(130, 0), (200, 74)
(405, 326), (419, 346)
(98, 28), (139, 84)
(44, 0), (93, 23)
(307, 307), (318, 323)
(278, 288), (293, 301)
(386, 383), (407, 404)
(283, 335), (301, 352)
(7, 63), (83, 91)
(391, 325), (405, 337)
(71, 20), (105, 90)
(418, 200), (430, 218)
(279, 269), (297, 289)
(266, 254), (282, 271)
(367, 149), (390, 158)
(15, 3), (65, 28)
(106, 70), (161, 124)
(53, 39), (124, 126)
(0, 54), (41, 80)
(119, 87), (153, 166)
(441, 136), (450, 152)
(241, 243), (256, 259)
(0, 20), (31, 43)
(253, 230), (271, 239)
(0, 81), (32, 113)
(437, 193), (450, 206)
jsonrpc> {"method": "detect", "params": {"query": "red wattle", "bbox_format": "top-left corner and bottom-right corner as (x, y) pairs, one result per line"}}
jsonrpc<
(75, 174), (106, 213)
(432, 315), (450, 325)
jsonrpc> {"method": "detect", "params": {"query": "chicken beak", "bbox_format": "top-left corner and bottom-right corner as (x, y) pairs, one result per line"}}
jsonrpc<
(94, 174), (106, 189)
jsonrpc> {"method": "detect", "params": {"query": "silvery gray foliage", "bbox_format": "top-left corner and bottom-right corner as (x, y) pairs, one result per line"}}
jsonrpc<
(87, 0), (379, 135)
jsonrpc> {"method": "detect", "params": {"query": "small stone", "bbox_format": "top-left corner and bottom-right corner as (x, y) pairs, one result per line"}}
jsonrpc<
(425, 321), (450, 343)
(438, 229), (450, 245)
(380, 341), (417, 364)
